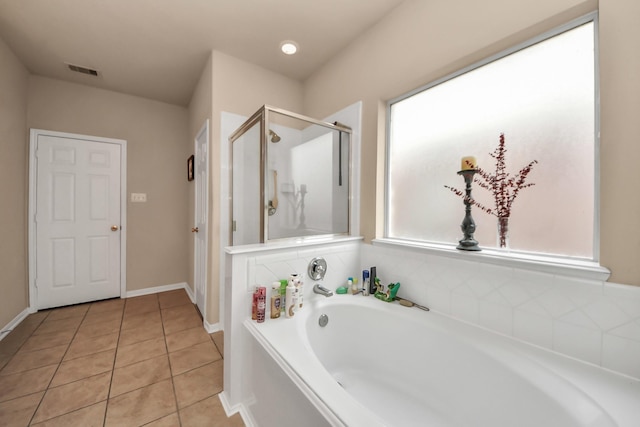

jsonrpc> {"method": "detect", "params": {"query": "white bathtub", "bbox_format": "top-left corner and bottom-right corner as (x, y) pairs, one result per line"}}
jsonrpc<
(246, 295), (640, 427)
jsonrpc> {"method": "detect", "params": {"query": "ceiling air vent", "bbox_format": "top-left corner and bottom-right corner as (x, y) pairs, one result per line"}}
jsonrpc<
(66, 63), (99, 76)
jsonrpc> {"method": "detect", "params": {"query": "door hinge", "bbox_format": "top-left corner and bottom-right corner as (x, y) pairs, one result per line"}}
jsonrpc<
(232, 220), (237, 232)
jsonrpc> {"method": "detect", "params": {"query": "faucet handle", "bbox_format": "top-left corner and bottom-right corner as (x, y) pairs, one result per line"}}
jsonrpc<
(308, 257), (327, 281)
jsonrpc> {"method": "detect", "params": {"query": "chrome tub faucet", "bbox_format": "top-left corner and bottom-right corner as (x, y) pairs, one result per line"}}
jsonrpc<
(313, 284), (333, 297)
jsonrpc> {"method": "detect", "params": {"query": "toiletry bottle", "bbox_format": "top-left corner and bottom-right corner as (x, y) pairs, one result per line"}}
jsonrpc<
(347, 277), (353, 294)
(285, 280), (296, 318)
(369, 267), (377, 295)
(252, 286), (259, 320)
(363, 270), (370, 296)
(350, 277), (358, 294)
(297, 278), (304, 310)
(256, 286), (266, 323)
(270, 282), (281, 319)
(292, 286), (299, 314)
(280, 280), (287, 315)
(289, 274), (301, 313)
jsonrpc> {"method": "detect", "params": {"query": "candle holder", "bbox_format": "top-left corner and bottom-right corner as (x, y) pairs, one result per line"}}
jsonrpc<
(456, 169), (481, 251)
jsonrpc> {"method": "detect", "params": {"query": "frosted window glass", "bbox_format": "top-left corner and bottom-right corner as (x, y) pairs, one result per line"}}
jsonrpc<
(387, 22), (595, 258)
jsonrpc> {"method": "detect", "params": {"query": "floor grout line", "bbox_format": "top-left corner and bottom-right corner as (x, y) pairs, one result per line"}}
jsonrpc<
(0, 290), (236, 427)
(102, 297), (127, 427)
(26, 305), (89, 426)
(160, 302), (183, 427)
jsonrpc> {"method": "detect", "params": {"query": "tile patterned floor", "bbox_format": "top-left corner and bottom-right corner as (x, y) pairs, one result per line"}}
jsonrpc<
(0, 289), (244, 426)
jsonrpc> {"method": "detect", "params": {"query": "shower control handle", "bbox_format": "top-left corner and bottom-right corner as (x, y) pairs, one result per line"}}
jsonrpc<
(308, 257), (328, 281)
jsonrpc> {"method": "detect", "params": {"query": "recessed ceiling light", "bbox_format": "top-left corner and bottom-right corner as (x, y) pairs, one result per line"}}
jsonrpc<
(280, 41), (298, 55)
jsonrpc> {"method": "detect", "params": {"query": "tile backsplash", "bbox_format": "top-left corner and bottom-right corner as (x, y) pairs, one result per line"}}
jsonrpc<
(243, 239), (640, 380)
(250, 240), (361, 304)
(362, 243), (640, 379)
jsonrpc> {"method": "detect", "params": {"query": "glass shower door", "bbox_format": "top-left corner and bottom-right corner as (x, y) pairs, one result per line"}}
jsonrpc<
(232, 120), (261, 246)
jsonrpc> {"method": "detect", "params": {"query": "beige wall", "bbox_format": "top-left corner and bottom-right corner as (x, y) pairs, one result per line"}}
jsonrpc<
(304, 0), (640, 286)
(205, 50), (303, 324)
(4, 0), (637, 331)
(599, 0), (640, 286)
(0, 38), (29, 328)
(28, 76), (190, 292)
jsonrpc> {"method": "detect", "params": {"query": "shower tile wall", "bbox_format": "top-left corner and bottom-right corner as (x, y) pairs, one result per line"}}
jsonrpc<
(361, 243), (640, 380)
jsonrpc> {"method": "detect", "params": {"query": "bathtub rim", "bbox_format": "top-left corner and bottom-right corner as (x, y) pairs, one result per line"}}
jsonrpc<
(245, 319), (350, 427)
(247, 295), (640, 427)
(246, 309), (392, 427)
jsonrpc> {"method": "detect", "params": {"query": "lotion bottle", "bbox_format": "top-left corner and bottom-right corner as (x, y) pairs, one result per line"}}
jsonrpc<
(285, 280), (296, 318)
(297, 279), (304, 310)
(270, 282), (281, 319)
(289, 274), (301, 313)
(256, 286), (266, 323)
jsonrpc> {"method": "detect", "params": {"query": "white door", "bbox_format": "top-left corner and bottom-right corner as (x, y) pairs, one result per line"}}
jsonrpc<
(33, 132), (123, 309)
(193, 120), (209, 316)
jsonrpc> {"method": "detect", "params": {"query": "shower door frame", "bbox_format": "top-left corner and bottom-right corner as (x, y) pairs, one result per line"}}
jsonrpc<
(228, 104), (353, 245)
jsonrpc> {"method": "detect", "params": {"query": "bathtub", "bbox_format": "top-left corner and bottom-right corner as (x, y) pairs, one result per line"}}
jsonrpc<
(245, 295), (640, 427)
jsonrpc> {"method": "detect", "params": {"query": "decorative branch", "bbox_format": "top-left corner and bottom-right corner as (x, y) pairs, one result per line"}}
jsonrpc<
(445, 133), (538, 220)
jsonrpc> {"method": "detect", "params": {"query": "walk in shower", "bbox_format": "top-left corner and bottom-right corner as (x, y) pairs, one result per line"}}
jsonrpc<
(229, 105), (352, 245)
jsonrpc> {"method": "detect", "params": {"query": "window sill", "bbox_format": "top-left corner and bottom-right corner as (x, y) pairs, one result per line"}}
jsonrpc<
(372, 238), (610, 282)
(225, 235), (363, 255)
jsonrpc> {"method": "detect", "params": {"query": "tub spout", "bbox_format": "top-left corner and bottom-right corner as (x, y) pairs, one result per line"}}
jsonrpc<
(313, 284), (333, 297)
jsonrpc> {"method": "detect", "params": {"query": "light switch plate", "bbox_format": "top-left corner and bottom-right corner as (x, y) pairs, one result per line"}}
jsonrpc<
(131, 193), (147, 202)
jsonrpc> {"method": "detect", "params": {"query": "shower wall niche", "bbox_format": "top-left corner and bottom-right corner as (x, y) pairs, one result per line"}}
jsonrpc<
(229, 105), (352, 245)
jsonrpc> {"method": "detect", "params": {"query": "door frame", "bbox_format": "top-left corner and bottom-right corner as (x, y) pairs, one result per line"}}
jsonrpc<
(28, 129), (128, 312)
(193, 120), (209, 319)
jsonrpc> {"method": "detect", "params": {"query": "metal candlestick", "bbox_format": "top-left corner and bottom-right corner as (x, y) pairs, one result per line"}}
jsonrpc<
(456, 169), (481, 251)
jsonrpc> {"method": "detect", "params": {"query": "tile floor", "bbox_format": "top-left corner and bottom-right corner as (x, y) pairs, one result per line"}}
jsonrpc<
(0, 289), (244, 426)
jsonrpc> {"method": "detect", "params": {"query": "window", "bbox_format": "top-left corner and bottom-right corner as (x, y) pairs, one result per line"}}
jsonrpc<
(386, 15), (597, 259)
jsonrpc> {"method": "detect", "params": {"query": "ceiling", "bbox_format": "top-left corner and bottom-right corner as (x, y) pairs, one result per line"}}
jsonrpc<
(0, 0), (404, 106)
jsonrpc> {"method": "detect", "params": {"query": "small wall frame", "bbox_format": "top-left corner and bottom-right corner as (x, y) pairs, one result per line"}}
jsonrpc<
(187, 155), (194, 181)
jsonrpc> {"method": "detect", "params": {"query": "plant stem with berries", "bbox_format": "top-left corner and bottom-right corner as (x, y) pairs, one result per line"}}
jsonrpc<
(445, 133), (538, 247)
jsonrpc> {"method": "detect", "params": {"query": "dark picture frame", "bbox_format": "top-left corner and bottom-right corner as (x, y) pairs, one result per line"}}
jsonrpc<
(187, 155), (195, 181)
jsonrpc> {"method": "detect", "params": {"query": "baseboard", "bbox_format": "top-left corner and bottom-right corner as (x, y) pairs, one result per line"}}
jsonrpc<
(125, 282), (189, 298)
(127, 283), (218, 331)
(238, 403), (256, 427)
(218, 391), (235, 415)
(219, 392), (255, 427)
(204, 320), (221, 334)
(2, 283), (196, 341)
(183, 283), (196, 304)
(0, 307), (30, 342)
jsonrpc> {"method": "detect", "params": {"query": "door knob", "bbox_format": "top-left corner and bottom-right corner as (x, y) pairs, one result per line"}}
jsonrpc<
(111, 225), (119, 231)
(192, 227), (199, 233)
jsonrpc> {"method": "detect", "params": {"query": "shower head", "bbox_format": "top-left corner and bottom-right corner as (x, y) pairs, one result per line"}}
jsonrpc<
(269, 129), (281, 143)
